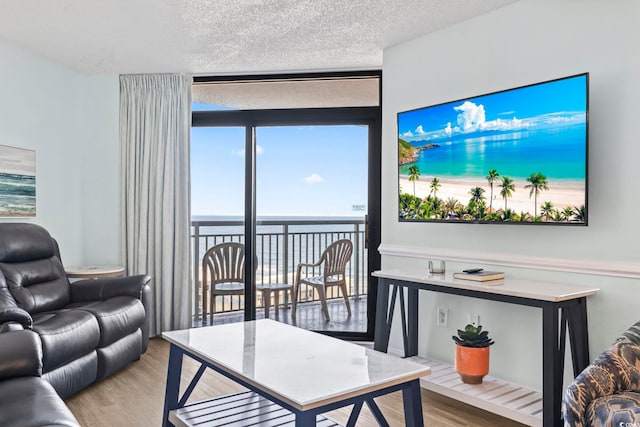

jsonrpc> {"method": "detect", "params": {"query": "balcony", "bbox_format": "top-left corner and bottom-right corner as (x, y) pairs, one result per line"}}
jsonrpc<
(191, 217), (368, 331)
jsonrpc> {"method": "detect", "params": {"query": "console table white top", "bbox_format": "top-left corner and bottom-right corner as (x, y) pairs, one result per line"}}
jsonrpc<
(373, 268), (599, 302)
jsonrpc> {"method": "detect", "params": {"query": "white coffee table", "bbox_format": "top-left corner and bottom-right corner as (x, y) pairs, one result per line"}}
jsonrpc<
(162, 319), (430, 427)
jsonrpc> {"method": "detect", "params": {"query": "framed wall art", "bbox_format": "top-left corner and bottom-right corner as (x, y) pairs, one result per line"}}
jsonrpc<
(0, 144), (36, 217)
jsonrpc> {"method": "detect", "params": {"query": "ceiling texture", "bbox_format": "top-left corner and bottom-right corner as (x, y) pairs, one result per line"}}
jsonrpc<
(0, 0), (518, 76)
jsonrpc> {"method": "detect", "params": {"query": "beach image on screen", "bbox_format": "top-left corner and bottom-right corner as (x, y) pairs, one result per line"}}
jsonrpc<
(398, 74), (587, 224)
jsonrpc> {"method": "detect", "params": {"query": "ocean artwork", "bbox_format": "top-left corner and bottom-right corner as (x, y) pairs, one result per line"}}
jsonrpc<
(397, 74), (588, 224)
(0, 145), (36, 217)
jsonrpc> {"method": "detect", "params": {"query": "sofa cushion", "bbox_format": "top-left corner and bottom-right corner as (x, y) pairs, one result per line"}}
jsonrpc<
(95, 329), (142, 379)
(69, 296), (145, 347)
(1, 258), (70, 313)
(0, 269), (19, 310)
(0, 377), (80, 427)
(32, 309), (100, 371)
(43, 351), (98, 399)
(586, 391), (640, 426)
(0, 223), (56, 263)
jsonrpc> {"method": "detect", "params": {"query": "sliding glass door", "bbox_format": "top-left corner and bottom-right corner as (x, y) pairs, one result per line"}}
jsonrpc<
(190, 71), (381, 339)
(255, 125), (369, 333)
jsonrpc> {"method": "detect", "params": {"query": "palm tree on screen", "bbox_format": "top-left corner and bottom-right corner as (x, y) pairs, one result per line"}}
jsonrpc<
(444, 197), (461, 219)
(563, 206), (574, 222)
(430, 177), (441, 198)
(502, 208), (516, 221)
(469, 186), (485, 204)
(468, 186), (485, 219)
(551, 210), (565, 222)
(499, 176), (515, 211)
(408, 165), (420, 197)
(525, 172), (549, 217)
(541, 201), (554, 221)
(486, 169), (499, 213)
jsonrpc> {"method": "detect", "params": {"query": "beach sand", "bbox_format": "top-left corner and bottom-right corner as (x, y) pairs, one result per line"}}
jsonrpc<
(399, 175), (585, 216)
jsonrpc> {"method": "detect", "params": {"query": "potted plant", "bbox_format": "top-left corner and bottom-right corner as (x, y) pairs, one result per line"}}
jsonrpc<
(452, 323), (495, 384)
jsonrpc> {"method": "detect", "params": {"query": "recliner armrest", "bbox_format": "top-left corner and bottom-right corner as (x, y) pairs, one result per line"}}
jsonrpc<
(0, 307), (33, 331)
(0, 329), (43, 380)
(70, 274), (151, 302)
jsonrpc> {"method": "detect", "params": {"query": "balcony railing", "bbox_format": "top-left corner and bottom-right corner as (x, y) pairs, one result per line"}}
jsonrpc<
(191, 217), (367, 322)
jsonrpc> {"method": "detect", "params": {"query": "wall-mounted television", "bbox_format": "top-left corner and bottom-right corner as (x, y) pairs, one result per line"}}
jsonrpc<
(398, 73), (588, 225)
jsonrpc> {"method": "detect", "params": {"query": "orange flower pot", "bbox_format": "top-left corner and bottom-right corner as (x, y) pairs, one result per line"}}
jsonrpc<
(455, 345), (490, 384)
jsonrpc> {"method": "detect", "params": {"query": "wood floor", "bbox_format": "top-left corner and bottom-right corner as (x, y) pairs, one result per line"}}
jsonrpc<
(65, 338), (527, 427)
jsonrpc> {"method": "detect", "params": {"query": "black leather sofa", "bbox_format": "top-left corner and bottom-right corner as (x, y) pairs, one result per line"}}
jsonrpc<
(0, 223), (151, 424)
(0, 313), (80, 427)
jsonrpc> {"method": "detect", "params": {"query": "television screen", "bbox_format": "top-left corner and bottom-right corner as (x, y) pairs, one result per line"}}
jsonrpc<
(398, 73), (588, 225)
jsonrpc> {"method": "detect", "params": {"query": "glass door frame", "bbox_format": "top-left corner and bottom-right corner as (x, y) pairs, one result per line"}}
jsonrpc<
(192, 71), (381, 340)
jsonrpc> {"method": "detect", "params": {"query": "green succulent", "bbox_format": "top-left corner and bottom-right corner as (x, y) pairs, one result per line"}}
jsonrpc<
(452, 323), (495, 348)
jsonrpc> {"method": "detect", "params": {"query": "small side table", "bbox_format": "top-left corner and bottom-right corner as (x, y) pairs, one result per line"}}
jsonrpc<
(65, 265), (125, 279)
(256, 283), (293, 319)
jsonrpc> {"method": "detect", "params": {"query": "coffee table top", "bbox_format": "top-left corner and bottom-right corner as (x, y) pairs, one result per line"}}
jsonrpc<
(162, 319), (429, 411)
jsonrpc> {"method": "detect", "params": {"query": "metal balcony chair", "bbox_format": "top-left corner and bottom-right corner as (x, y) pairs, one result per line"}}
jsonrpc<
(202, 242), (292, 323)
(292, 239), (353, 321)
(202, 242), (246, 325)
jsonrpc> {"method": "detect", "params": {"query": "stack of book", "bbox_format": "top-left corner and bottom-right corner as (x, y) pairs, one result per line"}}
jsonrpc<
(453, 270), (504, 285)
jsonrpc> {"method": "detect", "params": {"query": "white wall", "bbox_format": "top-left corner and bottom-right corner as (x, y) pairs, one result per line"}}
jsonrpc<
(0, 39), (120, 265)
(382, 0), (640, 390)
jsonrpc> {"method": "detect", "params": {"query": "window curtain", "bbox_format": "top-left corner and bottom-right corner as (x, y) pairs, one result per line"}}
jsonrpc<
(120, 74), (192, 335)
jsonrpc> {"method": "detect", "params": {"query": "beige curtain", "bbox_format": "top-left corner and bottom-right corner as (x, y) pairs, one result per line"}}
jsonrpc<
(120, 74), (192, 335)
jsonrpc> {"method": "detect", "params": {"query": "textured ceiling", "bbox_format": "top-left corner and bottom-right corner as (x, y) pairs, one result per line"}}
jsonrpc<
(0, 0), (518, 76)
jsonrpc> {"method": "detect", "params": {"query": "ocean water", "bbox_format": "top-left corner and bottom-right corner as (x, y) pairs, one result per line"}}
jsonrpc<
(399, 124), (587, 182)
(0, 172), (36, 215)
(191, 215), (367, 285)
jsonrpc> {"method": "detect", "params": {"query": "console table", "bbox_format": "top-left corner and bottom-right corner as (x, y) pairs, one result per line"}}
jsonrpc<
(372, 269), (598, 427)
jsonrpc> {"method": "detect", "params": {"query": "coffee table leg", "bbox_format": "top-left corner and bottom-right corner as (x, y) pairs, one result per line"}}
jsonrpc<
(163, 344), (184, 427)
(402, 379), (424, 427)
(294, 411), (316, 426)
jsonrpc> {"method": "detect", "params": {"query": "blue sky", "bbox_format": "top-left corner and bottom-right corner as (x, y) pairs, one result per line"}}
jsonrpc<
(398, 74), (587, 143)
(191, 112), (368, 217)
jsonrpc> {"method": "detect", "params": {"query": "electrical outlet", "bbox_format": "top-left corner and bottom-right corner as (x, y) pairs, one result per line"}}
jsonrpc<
(437, 306), (448, 327)
(467, 313), (480, 326)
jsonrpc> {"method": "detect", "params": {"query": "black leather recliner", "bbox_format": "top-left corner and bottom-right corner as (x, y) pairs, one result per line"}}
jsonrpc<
(0, 309), (80, 427)
(0, 223), (151, 398)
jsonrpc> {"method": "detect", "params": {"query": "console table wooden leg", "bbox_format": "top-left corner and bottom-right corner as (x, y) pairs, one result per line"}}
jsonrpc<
(399, 286), (419, 357)
(565, 298), (590, 376)
(542, 306), (563, 427)
(407, 287), (419, 357)
(374, 278), (391, 352)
